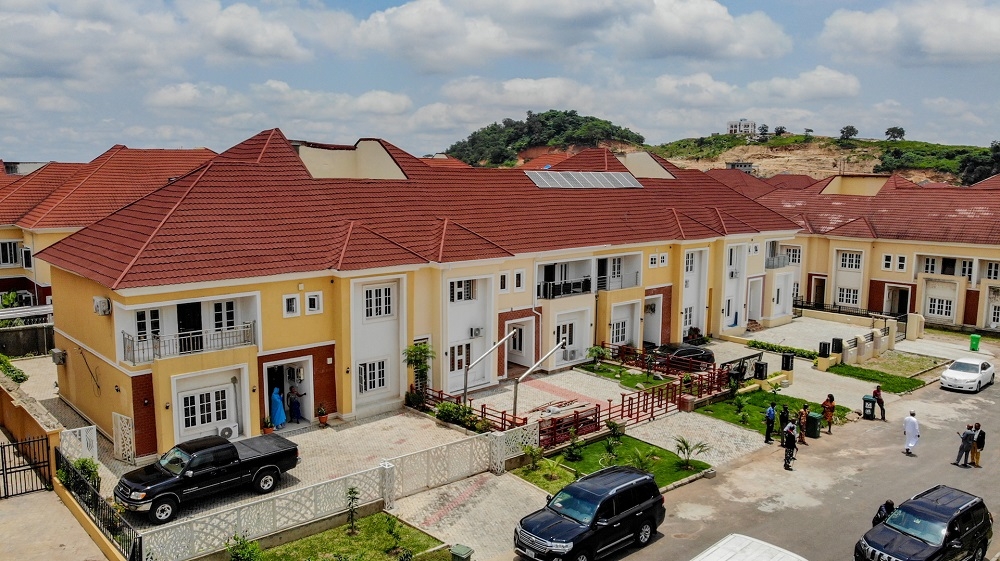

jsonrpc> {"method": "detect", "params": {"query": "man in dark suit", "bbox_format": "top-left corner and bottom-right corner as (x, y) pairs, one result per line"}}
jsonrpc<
(972, 422), (986, 468)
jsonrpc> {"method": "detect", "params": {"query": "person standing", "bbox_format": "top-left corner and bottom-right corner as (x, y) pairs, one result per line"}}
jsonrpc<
(903, 410), (920, 455)
(872, 500), (895, 526)
(797, 404), (810, 445)
(953, 424), (975, 467)
(822, 394), (836, 435)
(764, 402), (776, 444)
(779, 404), (790, 439)
(782, 422), (798, 471)
(270, 387), (287, 429)
(972, 423), (986, 468)
(873, 385), (886, 421)
(286, 385), (307, 424)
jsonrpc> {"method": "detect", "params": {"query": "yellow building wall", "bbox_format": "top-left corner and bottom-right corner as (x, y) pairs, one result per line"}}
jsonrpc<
(53, 332), (135, 438)
(50, 268), (118, 360)
(23, 230), (75, 286)
(595, 286), (646, 345)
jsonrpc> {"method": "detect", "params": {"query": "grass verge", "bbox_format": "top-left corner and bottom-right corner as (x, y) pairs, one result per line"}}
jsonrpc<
(827, 363), (926, 393)
(513, 435), (710, 494)
(262, 512), (442, 561)
(856, 351), (944, 377)
(577, 362), (672, 389)
(697, 389), (851, 435)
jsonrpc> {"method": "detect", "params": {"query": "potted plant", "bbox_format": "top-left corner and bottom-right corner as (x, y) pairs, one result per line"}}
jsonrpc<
(316, 403), (329, 426)
(262, 417), (274, 434)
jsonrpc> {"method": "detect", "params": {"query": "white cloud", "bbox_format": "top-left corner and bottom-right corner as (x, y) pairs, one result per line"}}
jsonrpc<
(441, 77), (594, 108)
(746, 66), (860, 102)
(145, 83), (250, 112)
(250, 80), (413, 119)
(175, 0), (311, 63)
(654, 73), (739, 106)
(35, 95), (82, 112)
(922, 97), (986, 126)
(820, 0), (1000, 64)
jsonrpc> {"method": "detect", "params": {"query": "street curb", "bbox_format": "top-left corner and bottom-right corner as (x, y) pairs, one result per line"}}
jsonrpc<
(660, 469), (710, 493)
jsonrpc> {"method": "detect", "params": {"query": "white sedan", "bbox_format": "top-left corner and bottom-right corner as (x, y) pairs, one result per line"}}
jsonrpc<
(939, 358), (995, 392)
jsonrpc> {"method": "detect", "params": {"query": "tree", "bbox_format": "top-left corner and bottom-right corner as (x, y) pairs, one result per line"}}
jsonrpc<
(885, 126), (905, 141)
(803, 128), (814, 142)
(839, 125), (859, 141)
(959, 141), (1000, 185)
(758, 124), (769, 136)
(402, 342), (436, 395)
(774, 126), (787, 136)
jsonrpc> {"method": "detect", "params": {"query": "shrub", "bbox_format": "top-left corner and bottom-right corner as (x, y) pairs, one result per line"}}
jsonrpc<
(732, 395), (747, 414)
(0, 353), (28, 383)
(747, 340), (818, 359)
(564, 428), (584, 462)
(226, 534), (263, 561)
(522, 445), (544, 470)
(674, 436), (710, 470)
(435, 402), (475, 425)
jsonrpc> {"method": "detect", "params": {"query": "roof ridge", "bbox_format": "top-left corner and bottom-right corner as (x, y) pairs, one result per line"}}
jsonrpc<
(355, 223), (430, 262)
(335, 221), (355, 270)
(0, 162), (49, 205)
(676, 209), (726, 237)
(258, 129), (277, 164)
(717, 208), (762, 233)
(111, 162), (212, 289)
(447, 219), (515, 257)
(670, 209), (686, 239)
(712, 207), (728, 236)
(437, 218), (449, 262)
(26, 146), (126, 228)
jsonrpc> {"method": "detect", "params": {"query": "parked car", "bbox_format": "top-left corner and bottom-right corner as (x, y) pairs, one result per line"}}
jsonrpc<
(114, 433), (299, 524)
(855, 485), (992, 561)
(939, 358), (995, 392)
(515, 466), (665, 561)
(652, 343), (715, 368)
(689, 534), (807, 561)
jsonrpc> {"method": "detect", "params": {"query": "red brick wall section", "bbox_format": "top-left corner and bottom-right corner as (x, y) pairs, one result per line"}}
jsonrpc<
(868, 280), (886, 312)
(645, 286), (672, 344)
(131, 374), (157, 457)
(965, 289), (980, 326)
(257, 344), (337, 416)
(497, 308), (541, 374)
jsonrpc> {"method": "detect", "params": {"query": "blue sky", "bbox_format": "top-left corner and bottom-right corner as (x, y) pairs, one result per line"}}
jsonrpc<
(2, 0), (999, 162)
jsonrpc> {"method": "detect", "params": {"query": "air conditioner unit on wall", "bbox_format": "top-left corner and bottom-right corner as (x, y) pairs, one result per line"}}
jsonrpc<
(217, 423), (239, 440)
(93, 296), (111, 316)
(51, 348), (66, 365)
(470, 327), (483, 338)
(562, 349), (578, 361)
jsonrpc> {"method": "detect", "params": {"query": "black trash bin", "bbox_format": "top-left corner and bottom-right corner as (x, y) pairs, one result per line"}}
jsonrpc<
(753, 360), (768, 380)
(818, 341), (831, 358)
(862, 395), (877, 421)
(806, 411), (822, 438)
(831, 337), (844, 354)
(781, 352), (795, 371)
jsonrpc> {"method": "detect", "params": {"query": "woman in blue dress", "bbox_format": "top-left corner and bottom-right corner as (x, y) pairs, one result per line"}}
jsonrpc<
(270, 387), (287, 429)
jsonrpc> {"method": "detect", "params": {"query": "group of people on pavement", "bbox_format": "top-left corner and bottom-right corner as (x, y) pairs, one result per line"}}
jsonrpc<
(953, 423), (986, 468)
(763, 394), (837, 471)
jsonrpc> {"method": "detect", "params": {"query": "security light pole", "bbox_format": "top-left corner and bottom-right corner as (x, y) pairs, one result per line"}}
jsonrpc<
(512, 339), (567, 419)
(463, 329), (518, 404)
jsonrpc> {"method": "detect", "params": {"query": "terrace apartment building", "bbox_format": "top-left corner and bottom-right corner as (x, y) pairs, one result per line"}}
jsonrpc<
(37, 128), (800, 460)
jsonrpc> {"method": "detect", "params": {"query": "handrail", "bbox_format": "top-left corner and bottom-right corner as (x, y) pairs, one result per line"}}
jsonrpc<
(122, 321), (255, 365)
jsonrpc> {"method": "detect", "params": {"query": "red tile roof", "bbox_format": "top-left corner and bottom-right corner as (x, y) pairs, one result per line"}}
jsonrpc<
(705, 169), (777, 199)
(16, 146), (215, 230)
(763, 174), (819, 190)
(0, 163), (87, 225)
(39, 129), (800, 289)
(520, 153), (570, 170)
(550, 149), (630, 172)
(420, 155), (472, 168)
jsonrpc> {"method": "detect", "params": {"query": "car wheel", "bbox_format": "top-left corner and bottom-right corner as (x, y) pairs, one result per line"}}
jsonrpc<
(976, 381), (982, 393)
(991, 373), (995, 386)
(972, 543), (986, 561)
(253, 468), (279, 494)
(572, 550), (591, 561)
(636, 519), (654, 547)
(148, 496), (178, 524)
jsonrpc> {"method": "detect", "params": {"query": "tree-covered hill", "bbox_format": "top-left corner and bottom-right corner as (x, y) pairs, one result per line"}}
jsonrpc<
(445, 110), (644, 167)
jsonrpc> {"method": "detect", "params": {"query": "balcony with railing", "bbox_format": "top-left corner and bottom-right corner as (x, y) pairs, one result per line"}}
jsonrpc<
(765, 254), (789, 269)
(596, 271), (640, 291)
(537, 277), (592, 299)
(123, 321), (256, 365)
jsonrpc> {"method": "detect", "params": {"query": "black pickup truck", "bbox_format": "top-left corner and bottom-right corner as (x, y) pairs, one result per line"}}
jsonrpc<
(114, 434), (299, 524)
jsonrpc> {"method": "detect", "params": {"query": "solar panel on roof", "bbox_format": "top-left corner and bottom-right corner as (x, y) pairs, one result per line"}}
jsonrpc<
(524, 170), (642, 189)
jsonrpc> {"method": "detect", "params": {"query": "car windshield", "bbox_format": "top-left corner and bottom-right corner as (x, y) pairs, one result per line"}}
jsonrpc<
(950, 362), (980, 374)
(547, 486), (601, 525)
(158, 447), (192, 475)
(884, 506), (948, 546)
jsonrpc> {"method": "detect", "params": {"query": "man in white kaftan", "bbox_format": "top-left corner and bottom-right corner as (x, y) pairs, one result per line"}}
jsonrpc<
(903, 410), (920, 455)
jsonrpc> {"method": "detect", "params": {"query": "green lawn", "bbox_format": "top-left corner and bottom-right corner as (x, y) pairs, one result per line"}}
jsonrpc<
(577, 362), (672, 389)
(855, 351), (944, 377)
(697, 390), (851, 435)
(513, 435), (709, 494)
(827, 363), (925, 393)
(262, 512), (442, 561)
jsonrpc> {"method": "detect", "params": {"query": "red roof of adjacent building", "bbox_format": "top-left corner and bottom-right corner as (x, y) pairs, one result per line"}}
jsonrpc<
(520, 153), (570, 170)
(420, 155), (472, 168)
(16, 145), (216, 230)
(763, 174), (819, 190)
(705, 169), (777, 199)
(0, 163), (87, 225)
(39, 129), (800, 289)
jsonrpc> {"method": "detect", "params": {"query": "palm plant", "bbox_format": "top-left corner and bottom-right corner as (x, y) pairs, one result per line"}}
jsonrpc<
(623, 447), (658, 472)
(673, 435), (710, 470)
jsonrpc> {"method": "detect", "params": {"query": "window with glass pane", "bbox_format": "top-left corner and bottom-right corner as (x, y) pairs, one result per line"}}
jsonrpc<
(897, 256), (906, 271)
(785, 247), (801, 264)
(883, 255), (892, 270)
(988, 263), (1000, 280)
(928, 298), (952, 317)
(557, 322), (574, 346)
(450, 280), (475, 302)
(924, 258), (937, 274)
(214, 301), (235, 330)
(358, 360), (388, 392)
(961, 260), (973, 280)
(136, 309), (160, 341)
(611, 320), (627, 344)
(183, 395), (197, 428)
(686, 252), (695, 272)
(683, 306), (693, 328)
(214, 390), (228, 421)
(840, 252), (861, 270)
(365, 286), (393, 318)
(0, 241), (18, 265)
(838, 287), (858, 305)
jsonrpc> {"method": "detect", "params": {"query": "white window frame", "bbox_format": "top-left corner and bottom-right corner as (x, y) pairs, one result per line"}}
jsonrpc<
(924, 257), (937, 274)
(449, 343), (471, 372)
(450, 279), (476, 302)
(556, 322), (575, 347)
(659, 254), (668, 266)
(213, 301), (236, 331)
(0, 241), (19, 266)
(513, 269), (525, 292)
(685, 252), (695, 273)
(840, 251), (862, 270)
(364, 284), (394, 319)
(784, 247), (801, 265)
(610, 320), (627, 345)
(135, 309), (161, 342)
(683, 306), (693, 328)
(357, 359), (387, 393)
(648, 255), (658, 268)
(510, 327), (523, 353)
(992, 305), (1000, 327)
(305, 291), (323, 315)
(283, 294), (300, 318)
(961, 260), (973, 280)
(837, 287), (859, 306)
(179, 384), (231, 430)
(987, 262), (1000, 281)
(927, 297), (953, 317)
(20, 247), (32, 270)
(499, 271), (510, 293)
(896, 255), (907, 272)
(882, 254), (893, 271)
(792, 282), (800, 300)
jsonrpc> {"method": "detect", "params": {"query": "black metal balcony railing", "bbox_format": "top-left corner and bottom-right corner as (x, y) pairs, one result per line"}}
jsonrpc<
(765, 254), (789, 269)
(537, 277), (591, 299)
(123, 321), (255, 364)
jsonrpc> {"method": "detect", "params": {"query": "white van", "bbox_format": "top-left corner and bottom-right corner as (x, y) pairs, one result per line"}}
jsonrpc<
(689, 534), (808, 561)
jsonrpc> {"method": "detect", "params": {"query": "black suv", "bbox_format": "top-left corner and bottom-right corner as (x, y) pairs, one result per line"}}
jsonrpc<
(515, 466), (665, 561)
(856, 485), (993, 561)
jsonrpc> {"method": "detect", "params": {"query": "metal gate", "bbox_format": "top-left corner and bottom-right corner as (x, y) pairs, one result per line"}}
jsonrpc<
(113, 412), (136, 465)
(0, 435), (51, 498)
